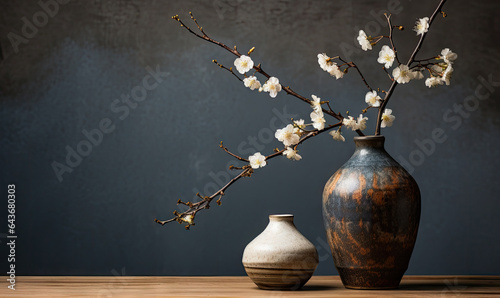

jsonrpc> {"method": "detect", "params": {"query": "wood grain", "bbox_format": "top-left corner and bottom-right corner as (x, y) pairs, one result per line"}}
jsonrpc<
(1, 276), (499, 297)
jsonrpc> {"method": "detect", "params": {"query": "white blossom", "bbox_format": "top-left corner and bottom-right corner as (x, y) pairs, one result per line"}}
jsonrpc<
(356, 114), (368, 131)
(425, 76), (444, 88)
(293, 119), (306, 134)
(283, 147), (302, 161)
(317, 53), (332, 71)
(329, 129), (345, 142)
(414, 17), (429, 36)
(311, 95), (322, 113)
(275, 124), (300, 146)
(381, 109), (396, 128)
(310, 110), (326, 130)
(342, 115), (367, 131)
(234, 55), (254, 74)
(262, 77), (282, 98)
(342, 116), (357, 131)
(442, 64), (454, 85)
(243, 76), (261, 90)
(410, 70), (424, 80)
(182, 214), (194, 224)
(428, 62), (453, 86)
(357, 30), (372, 51)
(365, 90), (382, 107)
(440, 48), (458, 64)
(328, 65), (344, 79)
(317, 53), (344, 79)
(377, 45), (395, 69)
(431, 64), (444, 74)
(249, 152), (266, 169)
(392, 65), (412, 84)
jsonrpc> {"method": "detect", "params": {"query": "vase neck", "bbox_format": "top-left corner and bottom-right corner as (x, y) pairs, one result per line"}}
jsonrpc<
(269, 214), (294, 223)
(353, 136), (385, 150)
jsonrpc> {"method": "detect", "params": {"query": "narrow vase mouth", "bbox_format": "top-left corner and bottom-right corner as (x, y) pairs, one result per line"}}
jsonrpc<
(269, 214), (294, 221)
(353, 135), (385, 141)
(353, 135), (385, 149)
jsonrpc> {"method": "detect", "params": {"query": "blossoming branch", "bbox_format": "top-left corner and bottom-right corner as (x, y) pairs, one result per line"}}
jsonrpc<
(156, 0), (454, 229)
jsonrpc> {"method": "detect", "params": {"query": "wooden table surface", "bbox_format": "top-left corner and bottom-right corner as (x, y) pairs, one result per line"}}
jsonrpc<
(2, 276), (500, 297)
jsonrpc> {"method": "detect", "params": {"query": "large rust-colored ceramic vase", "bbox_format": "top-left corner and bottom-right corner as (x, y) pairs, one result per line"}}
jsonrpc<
(322, 136), (420, 289)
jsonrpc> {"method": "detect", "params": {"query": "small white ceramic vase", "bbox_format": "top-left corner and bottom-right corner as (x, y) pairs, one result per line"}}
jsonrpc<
(242, 214), (319, 290)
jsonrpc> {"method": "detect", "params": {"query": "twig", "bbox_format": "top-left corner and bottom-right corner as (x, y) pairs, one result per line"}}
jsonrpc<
(294, 122), (343, 147)
(254, 66), (344, 121)
(385, 14), (401, 65)
(370, 35), (386, 45)
(407, 0), (448, 66)
(325, 101), (335, 114)
(220, 141), (249, 162)
(173, 13), (344, 122)
(413, 57), (439, 62)
(172, 14), (239, 56)
(375, 0), (448, 135)
(155, 121), (342, 228)
(189, 12), (206, 35)
(338, 57), (373, 92)
(212, 60), (242, 82)
(154, 167), (252, 227)
(382, 66), (394, 81)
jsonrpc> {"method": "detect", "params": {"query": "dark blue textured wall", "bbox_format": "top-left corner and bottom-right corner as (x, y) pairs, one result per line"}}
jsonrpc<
(1, 0), (499, 276)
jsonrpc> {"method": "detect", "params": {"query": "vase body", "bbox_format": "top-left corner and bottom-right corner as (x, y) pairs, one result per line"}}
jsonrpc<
(322, 136), (420, 289)
(242, 214), (319, 290)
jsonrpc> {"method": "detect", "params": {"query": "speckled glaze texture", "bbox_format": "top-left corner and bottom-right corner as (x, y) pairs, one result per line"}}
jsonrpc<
(242, 214), (319, 290)
(322, 136), (421, 289)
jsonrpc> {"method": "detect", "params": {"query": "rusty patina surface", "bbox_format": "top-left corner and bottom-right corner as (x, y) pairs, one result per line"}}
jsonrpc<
(323, 136), (421, 289)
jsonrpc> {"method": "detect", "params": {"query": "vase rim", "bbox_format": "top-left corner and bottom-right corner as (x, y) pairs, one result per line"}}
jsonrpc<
(353, 135), (385, 141)
(269, 214), (294, 220)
